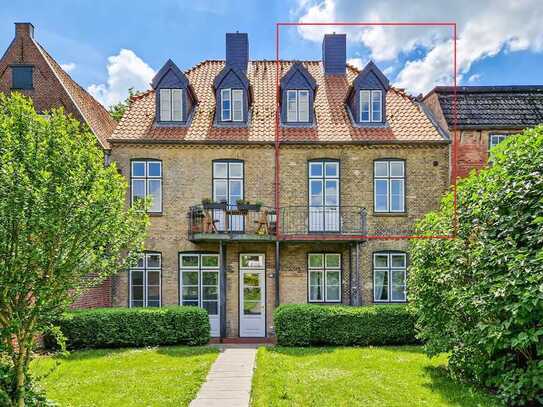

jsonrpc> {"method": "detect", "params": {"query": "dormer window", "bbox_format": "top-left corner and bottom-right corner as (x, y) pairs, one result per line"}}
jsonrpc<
(348, 61), (389, 126)
(287, 90), (310, 122)
(221, 89), (243, 122)
(159, 88), (183, 122)
(280, 62), (316, 126)
(360, 90), (382, 123)
(151, 59), (196, 126)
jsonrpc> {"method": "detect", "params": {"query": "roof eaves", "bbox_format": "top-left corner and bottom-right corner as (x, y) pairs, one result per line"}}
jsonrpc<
(33, 40), (111, 150)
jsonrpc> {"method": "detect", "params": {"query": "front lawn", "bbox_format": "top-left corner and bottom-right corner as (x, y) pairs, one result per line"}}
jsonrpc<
(251, 346), (502, 407)
(31, 346), (218, 407)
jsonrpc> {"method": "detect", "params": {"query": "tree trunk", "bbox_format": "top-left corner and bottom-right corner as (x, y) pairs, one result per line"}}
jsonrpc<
(14, 341), (26, 407)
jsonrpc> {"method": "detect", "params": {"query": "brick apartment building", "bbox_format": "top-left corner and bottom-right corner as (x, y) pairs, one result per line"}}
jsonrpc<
(423, 85), (543, 177)
(0, 23), (117, 308)
(107, 33), (450, 338)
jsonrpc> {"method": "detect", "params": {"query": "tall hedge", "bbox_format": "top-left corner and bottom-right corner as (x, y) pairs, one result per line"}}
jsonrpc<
(45, 306), (210, 349)
(409, 126), (543, 406)
(274, 304), (416, 346)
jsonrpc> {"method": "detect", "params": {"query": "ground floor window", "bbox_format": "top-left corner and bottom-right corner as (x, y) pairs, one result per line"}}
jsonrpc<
(308, 253), (341, 303)
(129, 252), (161, 307)
(179, 253), (219, 317)
(373, 251), (406, 302)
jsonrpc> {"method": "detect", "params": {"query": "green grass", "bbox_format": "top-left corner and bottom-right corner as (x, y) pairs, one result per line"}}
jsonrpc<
(31, 346), (218, 407)
(251, 346), (503, 407)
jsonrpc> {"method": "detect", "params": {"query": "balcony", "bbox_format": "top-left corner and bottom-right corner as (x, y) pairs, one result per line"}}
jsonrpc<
(279, 206), (367, 240)
(188, 204), (367, 242)
(188, 204), (277, 241)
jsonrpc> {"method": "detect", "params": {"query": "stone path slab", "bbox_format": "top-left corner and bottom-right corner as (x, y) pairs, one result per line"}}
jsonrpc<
(190, 346), (257, 407)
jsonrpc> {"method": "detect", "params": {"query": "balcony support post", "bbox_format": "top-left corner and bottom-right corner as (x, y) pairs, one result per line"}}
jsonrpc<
(219, 240), (227, 339)
(275, 240), (280, 307)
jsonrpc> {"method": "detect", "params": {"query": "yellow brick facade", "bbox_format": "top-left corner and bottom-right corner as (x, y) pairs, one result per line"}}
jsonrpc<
(110, 142), (449, 338)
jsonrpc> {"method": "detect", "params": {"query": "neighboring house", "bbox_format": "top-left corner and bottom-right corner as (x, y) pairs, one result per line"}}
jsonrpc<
(0, 23), (117, 308)
(423, 86), (543, 177)
(108, 32), (449, 339)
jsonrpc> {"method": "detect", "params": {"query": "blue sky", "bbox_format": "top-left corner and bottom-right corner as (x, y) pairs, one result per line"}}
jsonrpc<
(2, 0), (542, 106)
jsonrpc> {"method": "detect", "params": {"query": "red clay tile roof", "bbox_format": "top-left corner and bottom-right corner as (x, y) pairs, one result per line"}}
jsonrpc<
(35, 42), (116, 149)
(110, 60), (445, 144)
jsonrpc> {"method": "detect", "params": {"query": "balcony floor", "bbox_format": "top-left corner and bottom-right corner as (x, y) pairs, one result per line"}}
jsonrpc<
(190, 232), (276, 242)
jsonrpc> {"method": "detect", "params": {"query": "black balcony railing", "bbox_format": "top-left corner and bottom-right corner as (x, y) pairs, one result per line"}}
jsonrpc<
(280, 206), (367, 236)
(188, 204), (276, 239)
(188, 204), (367, 240)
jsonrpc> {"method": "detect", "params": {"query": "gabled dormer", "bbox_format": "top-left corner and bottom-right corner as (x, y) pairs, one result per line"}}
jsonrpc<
(151, 59), (196, 126)
(347, 61), (390, 127)
(214, 33), (251, 126)
(280, 62), (317, 126)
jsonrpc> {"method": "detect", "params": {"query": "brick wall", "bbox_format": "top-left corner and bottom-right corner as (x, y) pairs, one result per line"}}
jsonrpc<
(0, 23), (84, 121)
(109, 142), (448, 337)
(71, 278), (112, 309)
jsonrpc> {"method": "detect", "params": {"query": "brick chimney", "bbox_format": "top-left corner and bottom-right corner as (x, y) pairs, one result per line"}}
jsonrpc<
(226, 32), (249, 74)
(322, 33), (346, 75)
(15, 22), (34, 39)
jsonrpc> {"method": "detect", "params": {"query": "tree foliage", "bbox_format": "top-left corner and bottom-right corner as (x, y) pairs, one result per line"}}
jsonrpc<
(108, 88), (140, 122)
(0, 93), (148, 406)
(409, 126), (543, 406)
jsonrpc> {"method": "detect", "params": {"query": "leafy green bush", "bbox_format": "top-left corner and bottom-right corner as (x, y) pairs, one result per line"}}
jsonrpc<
(45, 306), (210, 349)
(0, 358), (55, 406)
(409, 126), (543, 406)
(274, 304), (416, 346)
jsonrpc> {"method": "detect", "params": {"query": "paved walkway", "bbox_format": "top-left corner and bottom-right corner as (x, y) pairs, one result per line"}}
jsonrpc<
(190, 346), (257, 407)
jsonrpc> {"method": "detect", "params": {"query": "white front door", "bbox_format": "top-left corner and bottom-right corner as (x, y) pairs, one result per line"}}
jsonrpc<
(180, 253), (220, 337)
(239, 254), (266, 337)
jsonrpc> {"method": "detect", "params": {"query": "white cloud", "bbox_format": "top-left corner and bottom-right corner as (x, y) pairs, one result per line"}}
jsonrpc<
(296, 0), (543, 94)
(468, 73), (481, 83)
(347, 57), (364, 70)
(87, 49), (155, 107)
(60, 62), (76, 73)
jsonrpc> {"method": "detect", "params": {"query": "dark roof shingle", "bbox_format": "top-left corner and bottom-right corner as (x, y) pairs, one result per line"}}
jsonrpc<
(427, 86), (543, 129)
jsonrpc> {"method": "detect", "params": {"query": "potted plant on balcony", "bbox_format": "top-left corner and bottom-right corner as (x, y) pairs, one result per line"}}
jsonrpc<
(202, 198), (227, 210)
(236, 199), (262, 212)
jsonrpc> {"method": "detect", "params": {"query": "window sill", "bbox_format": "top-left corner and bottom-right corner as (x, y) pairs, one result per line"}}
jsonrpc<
(11, 87), (34, 91)
(148, 212), (163, 217)
(372, 212), (408, 217)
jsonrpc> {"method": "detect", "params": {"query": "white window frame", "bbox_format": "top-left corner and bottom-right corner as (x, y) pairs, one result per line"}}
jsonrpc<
(179, 253), (220, 316)
(159, 88), (183, 122)
(131, 160), (162, 213)
(360, 89), (382, 123)
(221, 88), (231, 121)
(232, 89), (243, 122)
(308, 253), (341, 303)
(286, 89), (310, 123)
(489, 134), (508, 150)
(129, 252), (161, 307)
(374, 160), (405, 213)
(373, 252), (407, 303)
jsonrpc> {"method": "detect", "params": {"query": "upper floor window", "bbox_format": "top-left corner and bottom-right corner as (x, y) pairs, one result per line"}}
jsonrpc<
(360, 90), (382, 122)
(287, 90), (310, 122)
(308, 253), (341, 303)
(489, 134), (508, 150)
(11, 66), (33, 90)
(159, 89), (182, 122)
(130, 252), (161, 307)
(308, 160), (340, 232)
(221, 89), (243, 122)
(374, 160), (405, 213)
(374, 251), (406, 303)
(131, 160), (162, 213)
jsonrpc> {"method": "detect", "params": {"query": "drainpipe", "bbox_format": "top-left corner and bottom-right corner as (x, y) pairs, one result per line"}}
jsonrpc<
(274, 33), (281, 240)
(219, 241), (227, 339)
(275, 241), (280, 307)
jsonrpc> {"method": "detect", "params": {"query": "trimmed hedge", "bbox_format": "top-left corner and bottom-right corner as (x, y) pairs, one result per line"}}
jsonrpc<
(45, 306), (210, 349)
(274, 304), (417, 346)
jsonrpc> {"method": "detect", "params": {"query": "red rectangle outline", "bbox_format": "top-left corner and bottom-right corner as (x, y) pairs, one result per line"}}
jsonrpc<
(274, 22), (458, 241)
